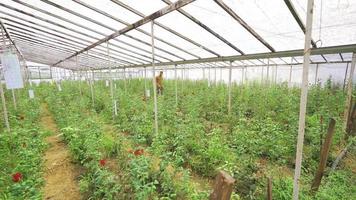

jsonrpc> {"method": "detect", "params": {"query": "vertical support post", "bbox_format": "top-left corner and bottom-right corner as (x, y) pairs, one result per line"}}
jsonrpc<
(124, 68), (127, 92)
(181, 67), (184, 91)
(343, 63), (349, 91)
(208, 66), (211, 87)
(76, 56), (82, 96)
(274, 65), (278, 84)
(151, 21), (158, 136)
(292, 0), (314, 199)
(344, 53), (356, 129)
(175, 64), (178, 108)
(220, 68), (222, 83)
(266, 59), (270, 86)
(144, 67), (147, 97)
(90, 69), (95, 109)
(0, 72), (10, 131)
(228, 61), (232, 115)
(49, 65), (53, 80)
(241, 66), (244, 85)
(289, 65), (293, 87)
(244, 66), (247, 84)
(107, 42), (116, 117)
(203, 68), (205, 80)
(314, 64), (319, 85)
(261, 65), (264, 84)
(11, 89), (17, 110)
(214, 67), (217, 86)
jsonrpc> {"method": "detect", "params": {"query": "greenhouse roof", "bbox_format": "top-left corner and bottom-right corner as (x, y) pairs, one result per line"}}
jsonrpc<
(0, 0), (356, 70)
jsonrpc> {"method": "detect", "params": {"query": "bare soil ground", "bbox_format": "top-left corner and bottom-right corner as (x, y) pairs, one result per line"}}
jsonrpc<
(40, 104), (82, 200)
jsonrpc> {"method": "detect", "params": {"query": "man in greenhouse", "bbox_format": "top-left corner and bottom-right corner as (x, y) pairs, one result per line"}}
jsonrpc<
(156, 71), (164, 95)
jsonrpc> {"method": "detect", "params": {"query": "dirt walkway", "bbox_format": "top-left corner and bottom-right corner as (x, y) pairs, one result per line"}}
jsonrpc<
(40, 104), (81, 200)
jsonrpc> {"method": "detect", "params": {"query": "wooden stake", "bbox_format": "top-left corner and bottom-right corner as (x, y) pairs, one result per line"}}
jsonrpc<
(210, 170), (235, 200)
(311, 118), (336, 191)
(267, 177), (272, 200)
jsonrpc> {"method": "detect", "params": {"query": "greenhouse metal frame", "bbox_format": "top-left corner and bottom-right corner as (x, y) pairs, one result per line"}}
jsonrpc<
(0, 0), (355, 199)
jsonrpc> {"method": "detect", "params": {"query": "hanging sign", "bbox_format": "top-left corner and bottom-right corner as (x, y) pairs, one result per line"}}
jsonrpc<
(114, 83), (117, 89)
(105, 80), (109, 87)
(1, 51), (24, 89)
(28, 89), (35, 99)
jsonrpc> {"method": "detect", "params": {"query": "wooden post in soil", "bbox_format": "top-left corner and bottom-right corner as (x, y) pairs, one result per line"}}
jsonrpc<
(292, 0), (314, 199)
(311, 118), (336, 191)
(210, 170), (235, 200)
(267, 177), (272, 200)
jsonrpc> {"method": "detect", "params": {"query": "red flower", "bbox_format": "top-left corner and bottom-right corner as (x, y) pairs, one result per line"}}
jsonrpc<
(99, 159), (106, 167)
(134, 149), (144, 156)
(12, 172), (22, 182)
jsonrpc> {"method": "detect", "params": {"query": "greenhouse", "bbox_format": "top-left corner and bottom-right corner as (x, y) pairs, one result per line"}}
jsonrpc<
(0, 0), (355, 199)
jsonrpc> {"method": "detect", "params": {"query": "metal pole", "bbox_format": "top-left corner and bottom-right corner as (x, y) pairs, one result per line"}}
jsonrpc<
(274, 65), (278, 84)
(124, 68), (127, 92)
(344, 53), (356, 129)
(261, 65), (264, 84)
(241, 66), (244, 85)
(203, 68), (205, 80)
(151, 21), (158, 136)
(228, 61), (232, 115)
(214, 67), (217, 86)
(208, 66), (211, 87)
(90, 69), (95, 109)
(144, 67), (147, 97)
(175, 64), (178, 107)
(314, 64), (319, 84)
(289, 65), (293, 87)
(343, 63), (349, 91)
(107, 42), (116, 117)
(11, 89), (17, 110)
(0, 72), (10, 131)
(220, 67), (223, 83)
(266, 59), (270, 85)
(293, 0), (314, 199)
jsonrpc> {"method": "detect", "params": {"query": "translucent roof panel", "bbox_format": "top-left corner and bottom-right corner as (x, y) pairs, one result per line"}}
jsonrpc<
(223, 0), (305, 51)
(182, 0), (270, 55)
(291, 0), (356, 47)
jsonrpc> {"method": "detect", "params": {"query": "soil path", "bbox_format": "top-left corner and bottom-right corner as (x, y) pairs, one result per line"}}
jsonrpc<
(40, 104), (82, 200)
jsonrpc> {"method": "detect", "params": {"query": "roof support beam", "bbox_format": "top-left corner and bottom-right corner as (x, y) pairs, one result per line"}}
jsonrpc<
(162, 0), (245, 55)
(73, 0), (200, 59)
(6, 1), (168, 62)
(213, 0), (275, 52)
(120, 44), (356, 68)
(40, 0), (184, 61)
(52, 0), (196, 66)
(283, 0), (328, 62)
(110, 0), (220, 57)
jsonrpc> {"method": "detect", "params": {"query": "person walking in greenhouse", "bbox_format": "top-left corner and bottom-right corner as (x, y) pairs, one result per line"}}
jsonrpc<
(156, 71), (164, 95)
